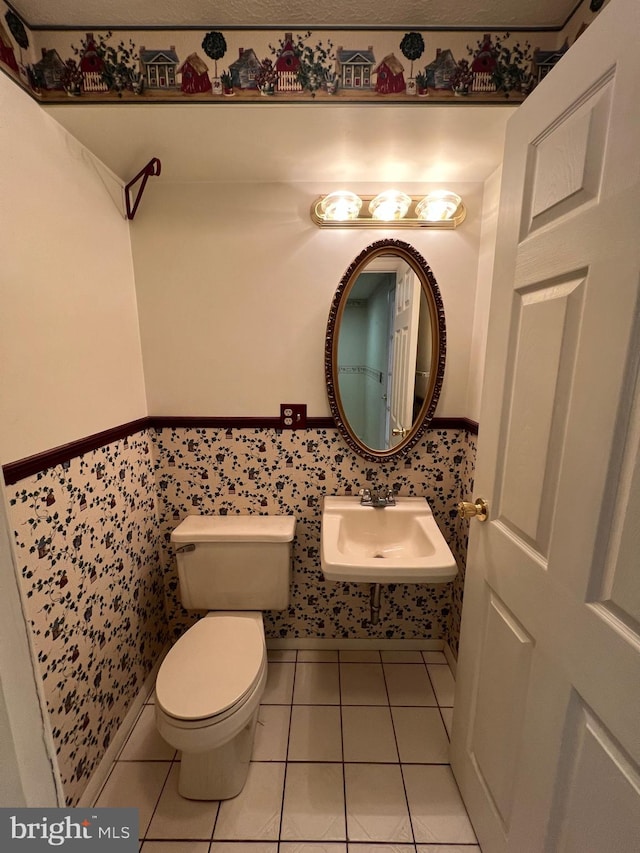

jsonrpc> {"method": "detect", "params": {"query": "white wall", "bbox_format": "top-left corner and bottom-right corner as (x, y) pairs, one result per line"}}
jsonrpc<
(131, 180), (484, 418)
(0, 74), (147, 464)
(0, 71), (149, 805)
(467, 165), (502, 422)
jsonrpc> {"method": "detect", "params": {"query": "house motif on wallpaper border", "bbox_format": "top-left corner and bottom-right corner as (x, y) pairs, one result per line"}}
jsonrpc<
(469, 33), (498, 92)
(178, 52), (211, 94)
(229, 46), (261, 89)
(0, 1), (602, 106)
(78, 33), (108, 92)
(274, 32), (303, 92)
(374, 53), (405, 94)
(425, 48), (458, 91)
(140, 44), (179, 89)
(33, 48), (65, 90)
(532, 41), (570, 84)
(336, 46), (375, 90)
(0, 20), (18, 74)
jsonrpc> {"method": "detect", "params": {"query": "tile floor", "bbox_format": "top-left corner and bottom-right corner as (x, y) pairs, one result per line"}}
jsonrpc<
(95, 649), (481, 852)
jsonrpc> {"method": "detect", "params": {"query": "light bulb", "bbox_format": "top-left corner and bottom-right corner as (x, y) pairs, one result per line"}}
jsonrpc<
(368, 190), (411, 221)
(319, 191), (362, 221)
(416, 190), (462, 221)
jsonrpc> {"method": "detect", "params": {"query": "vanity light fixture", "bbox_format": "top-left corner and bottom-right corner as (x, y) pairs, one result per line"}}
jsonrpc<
(311, 189), (465, 228)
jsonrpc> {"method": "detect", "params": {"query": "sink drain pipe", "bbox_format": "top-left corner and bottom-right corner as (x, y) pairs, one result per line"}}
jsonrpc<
(369, 583), (382, 624)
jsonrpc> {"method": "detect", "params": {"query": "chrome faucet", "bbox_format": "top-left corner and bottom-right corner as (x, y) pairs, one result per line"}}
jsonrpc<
(358, 486), (396, 508)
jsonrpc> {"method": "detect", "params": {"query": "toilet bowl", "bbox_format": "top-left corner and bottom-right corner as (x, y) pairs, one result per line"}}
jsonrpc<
(154, 514), (296, 800)
(156, 611), (267, 799)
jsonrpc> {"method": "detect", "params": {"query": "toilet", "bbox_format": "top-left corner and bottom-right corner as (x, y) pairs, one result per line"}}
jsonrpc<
(155, 514), (296, 800)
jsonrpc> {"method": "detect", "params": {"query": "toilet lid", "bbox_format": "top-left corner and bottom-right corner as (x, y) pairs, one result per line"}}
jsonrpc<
(156, 614), (265, 721)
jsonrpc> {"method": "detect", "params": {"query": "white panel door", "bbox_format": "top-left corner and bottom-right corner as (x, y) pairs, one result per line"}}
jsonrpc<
(451, 1), (640, 851)
(389, 265), (420, 447)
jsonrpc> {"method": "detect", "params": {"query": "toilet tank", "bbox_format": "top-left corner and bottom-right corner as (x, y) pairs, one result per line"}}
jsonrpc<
(171, 515), (296, 611)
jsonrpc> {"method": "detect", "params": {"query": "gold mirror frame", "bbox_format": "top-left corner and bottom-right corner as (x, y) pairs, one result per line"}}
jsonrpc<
(325, 239), (446, 462)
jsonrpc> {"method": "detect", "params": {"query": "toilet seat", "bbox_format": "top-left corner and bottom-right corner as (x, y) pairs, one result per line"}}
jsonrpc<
(156, 611), (265, 724)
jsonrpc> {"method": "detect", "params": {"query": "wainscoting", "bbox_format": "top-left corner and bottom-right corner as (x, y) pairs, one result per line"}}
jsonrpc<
(4, 417), (476, 805)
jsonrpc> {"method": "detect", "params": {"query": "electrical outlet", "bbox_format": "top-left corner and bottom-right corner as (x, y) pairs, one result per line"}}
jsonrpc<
(280, 404), (307, 429)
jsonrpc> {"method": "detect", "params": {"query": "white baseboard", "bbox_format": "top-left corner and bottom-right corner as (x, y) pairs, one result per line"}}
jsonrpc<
(78, 645), (169, 808)
(443, 640), (458, 677)
(266, 638), (446, 651)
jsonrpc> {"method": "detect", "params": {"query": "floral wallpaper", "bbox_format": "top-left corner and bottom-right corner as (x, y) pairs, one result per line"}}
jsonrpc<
(7, 423), (474, 804)
(8, 430), (167, 807)
(151, 426), (473, 644)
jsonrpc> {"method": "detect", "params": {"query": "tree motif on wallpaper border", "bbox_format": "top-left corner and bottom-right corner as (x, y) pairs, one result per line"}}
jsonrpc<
(0, 1), (601, 105)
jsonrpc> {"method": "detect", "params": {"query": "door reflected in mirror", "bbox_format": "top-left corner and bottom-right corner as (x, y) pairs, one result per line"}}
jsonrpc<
(326, 240), (445, 462)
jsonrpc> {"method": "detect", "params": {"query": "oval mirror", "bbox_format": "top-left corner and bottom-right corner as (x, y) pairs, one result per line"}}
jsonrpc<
(325, 239), (446, 462)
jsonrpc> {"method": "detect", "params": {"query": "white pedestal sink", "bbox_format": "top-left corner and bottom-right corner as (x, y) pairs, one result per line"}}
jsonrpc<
(320, 495), (457, 583)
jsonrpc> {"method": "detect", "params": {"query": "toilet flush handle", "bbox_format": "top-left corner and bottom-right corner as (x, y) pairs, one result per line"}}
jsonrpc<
(176, 544), (196, 553)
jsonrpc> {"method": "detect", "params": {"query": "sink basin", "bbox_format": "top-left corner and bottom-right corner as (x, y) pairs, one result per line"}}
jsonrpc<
(321, 496), (457, 583)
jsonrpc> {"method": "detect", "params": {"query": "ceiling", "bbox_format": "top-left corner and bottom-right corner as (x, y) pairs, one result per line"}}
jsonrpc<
(11, 0), (581, 30)
(20, 0), (575, 186)
(43, 102), (516, 185)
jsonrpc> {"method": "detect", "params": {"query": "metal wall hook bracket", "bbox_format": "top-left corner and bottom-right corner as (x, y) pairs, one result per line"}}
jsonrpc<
(124, 157), (161, 220)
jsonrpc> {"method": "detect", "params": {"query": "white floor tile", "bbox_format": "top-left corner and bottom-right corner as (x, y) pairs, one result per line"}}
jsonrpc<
(344, 764), (412, 843)
(340, 664), (388, 705)
(293, 663), (341, 705)
(403, 765), (476, 844)
(146, 764), (218, 839)
(380, 650), (424, 663)
(427, 665), (456, 707)
(416, 846), (481, 853)
(339, 650), (381, 662)
(422, 651), (448, 664)
(440, 707), (454, 739)
(268, 649), (297, 662)
(213, 762), (285, 840)
(384, 664), (437, 707)
(342, 706), (398, 763)
(281, 763), (346, 841)
(253, 704), (291, 761)
(297, 650), (339, 662)
(99, 652), (474, 849)
(119, 705), (176, 760)
(391, 707), (450, 764)
(262, 662), (296, 704)
(95, 760), (171, 837)
(288, 705), (342, 761)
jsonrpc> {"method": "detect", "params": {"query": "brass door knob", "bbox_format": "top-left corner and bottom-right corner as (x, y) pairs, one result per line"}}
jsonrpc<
(392, 427), (408, 437)
(457, 497), (488, 522)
